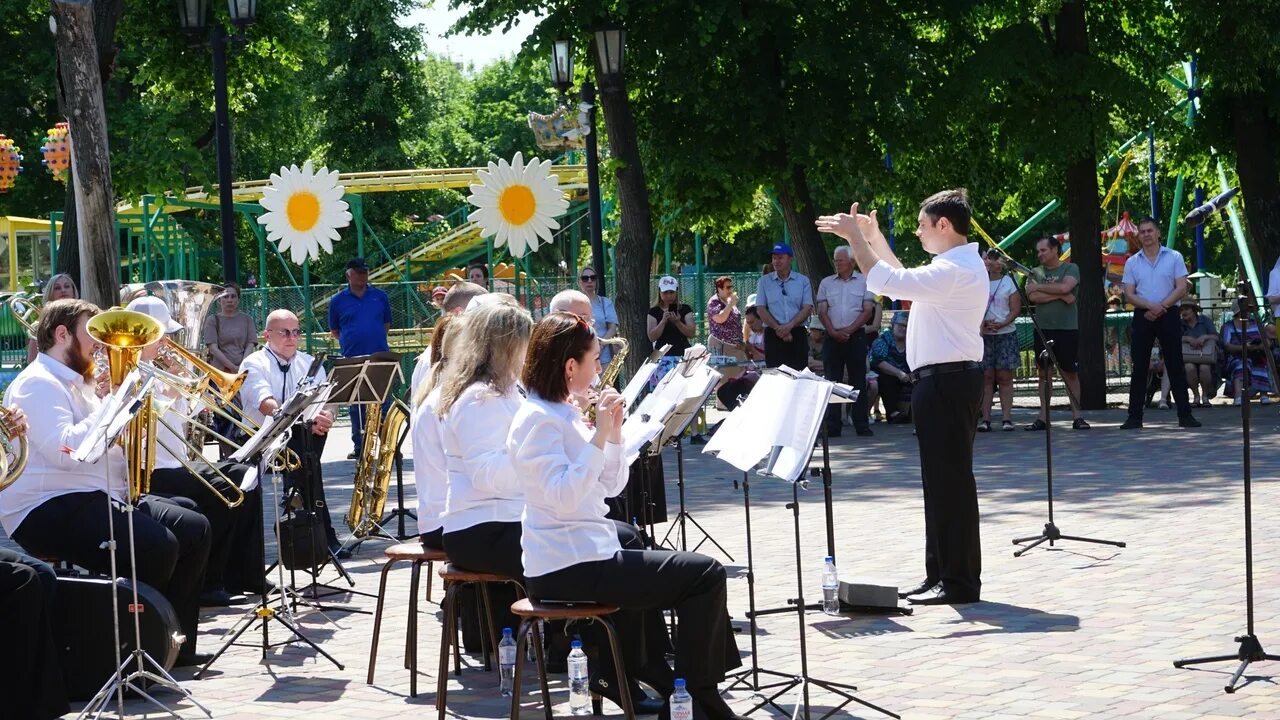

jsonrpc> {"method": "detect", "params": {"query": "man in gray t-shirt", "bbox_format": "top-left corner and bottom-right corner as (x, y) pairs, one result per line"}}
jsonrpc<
(1024, 237), (1086, 430)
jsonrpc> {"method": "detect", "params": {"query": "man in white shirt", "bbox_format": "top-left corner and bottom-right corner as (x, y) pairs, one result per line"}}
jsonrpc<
(1119, 217), (1200, 429)
(3, 298), (213, 663)
(128, 296), (265, 603)
(239, 310), (342, 554)
(818, 188), (987, 606)
(817, 245), (877, 437)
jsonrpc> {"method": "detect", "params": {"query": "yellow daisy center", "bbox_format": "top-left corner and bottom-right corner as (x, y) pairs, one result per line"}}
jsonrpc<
(286, 191), (321, 231)
(497, 184), (536, 225)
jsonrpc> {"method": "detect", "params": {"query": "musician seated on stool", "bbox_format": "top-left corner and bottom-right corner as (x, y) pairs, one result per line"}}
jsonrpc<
(411, 314), (458, 552)
(2, 298), (213, 666)
(511, 313), (744, 720)
(127, 296), (267, 604)
(239, 310), (340, 555)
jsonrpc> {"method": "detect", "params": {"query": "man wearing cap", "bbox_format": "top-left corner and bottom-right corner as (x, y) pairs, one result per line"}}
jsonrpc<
(129, 296), (266, 605)
(818, 189), (987, 606)
(756, 243), (814, 370)
(328, 257), (393, 457)
(817, 245), (877, 437)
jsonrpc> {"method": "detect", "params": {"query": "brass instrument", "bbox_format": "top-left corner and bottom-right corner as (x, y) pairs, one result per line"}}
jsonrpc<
(587, 336), (629, 423)
(346, 400), (410, 537)
(87, 309), (166, 502)
(6, 292), (40, 338)
(0, 406), (29, 492)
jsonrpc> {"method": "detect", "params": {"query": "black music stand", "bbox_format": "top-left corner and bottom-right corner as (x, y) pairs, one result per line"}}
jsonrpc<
(197, 380), (344, 678)
(329, 351), (408, 550)
(704, 372), (899, 720)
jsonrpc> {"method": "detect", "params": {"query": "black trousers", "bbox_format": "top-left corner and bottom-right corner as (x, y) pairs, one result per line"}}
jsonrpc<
(1127, 311), (1193, 419)
(877, 371), (912, 417)
(911, 367), (983, 599)
(823, 333), (869, 430)
(420, 526), (444, 552)
(443, 521), (524, 635)
(150, 462), (263, 593)
(13, 491), (212, 655)
(764, 327), (808, 370)
(0, 550), (68, 720)
(286, 427), (338, 545)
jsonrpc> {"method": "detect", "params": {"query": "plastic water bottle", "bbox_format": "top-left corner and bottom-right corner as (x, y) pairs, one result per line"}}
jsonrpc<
(498, 627), (517, 697)
(822, 555), (840, 615)
(671, 678), (694, 720)
(567, 640), (591, 715)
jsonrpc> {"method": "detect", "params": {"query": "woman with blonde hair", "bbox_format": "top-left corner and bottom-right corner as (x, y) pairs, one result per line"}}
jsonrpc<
(25, 274), (79, 363)
(411, 314), (457, 551)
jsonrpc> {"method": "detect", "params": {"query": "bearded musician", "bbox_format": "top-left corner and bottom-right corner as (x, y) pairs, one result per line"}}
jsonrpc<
(0, 298), (213, 666)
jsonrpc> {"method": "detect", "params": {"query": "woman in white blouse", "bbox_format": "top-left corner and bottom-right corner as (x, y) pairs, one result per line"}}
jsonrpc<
(411, 314), (457, 551)
(510, 312), (743, 720)
(437, 302), (532, 632)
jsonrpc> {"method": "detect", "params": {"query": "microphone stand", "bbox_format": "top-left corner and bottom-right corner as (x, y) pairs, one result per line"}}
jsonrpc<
(1001, 260), (1127, 556)
(1172, 207), (1280, 692)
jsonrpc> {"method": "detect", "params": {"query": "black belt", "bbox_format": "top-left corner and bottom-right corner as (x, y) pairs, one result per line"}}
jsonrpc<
(911, 360), (981, 382)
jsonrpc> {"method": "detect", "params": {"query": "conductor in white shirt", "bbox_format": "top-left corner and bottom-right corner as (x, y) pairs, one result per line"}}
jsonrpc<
(818, 188), (988, 605)
(239, 310), (339, 551)
(3, 299), (213, 663)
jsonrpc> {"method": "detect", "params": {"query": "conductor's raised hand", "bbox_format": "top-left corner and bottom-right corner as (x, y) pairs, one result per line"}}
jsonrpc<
(815, 203), (865, 244)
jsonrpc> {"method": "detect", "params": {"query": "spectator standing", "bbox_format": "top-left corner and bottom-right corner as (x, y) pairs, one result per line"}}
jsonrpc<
(755, 243), (814, 370)
(202, 282), (257, 449)
(1266, 255), (1280, 318)
(1120, 218), (1200, 428)
(646, 276), (695, 384)
(816, 246), (876, 436)
(870, 312), (913, 422)
(1024, 236), (1089, 430)
(578, 265), (619, 365)
(328, 257), (393, 457)
(26, 273), (78, 363)
(1179, 303), (1218, 407)
(467, 262), (489, 288)
(706, 276), (743, 355)
(979, 250), (1020, 432)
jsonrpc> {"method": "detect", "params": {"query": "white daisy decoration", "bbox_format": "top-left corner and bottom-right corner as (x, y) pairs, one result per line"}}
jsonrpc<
(258, 160), (353, 265)
(467, 152), (569, 258)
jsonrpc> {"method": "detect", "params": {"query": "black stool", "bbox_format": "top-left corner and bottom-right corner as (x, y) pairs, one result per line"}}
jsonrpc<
(437, 564), (524, 720)
(367, 542), (448, 696)
(508, 598), (635, 720)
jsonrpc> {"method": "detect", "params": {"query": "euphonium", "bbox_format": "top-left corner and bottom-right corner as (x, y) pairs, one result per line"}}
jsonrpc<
(0, 407), (29, 492)
(347, 400), (410, 537)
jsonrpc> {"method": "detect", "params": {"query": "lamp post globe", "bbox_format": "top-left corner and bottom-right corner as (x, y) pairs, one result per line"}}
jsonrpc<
(593, 26), (625, 83)
(551, 38), (574, 96)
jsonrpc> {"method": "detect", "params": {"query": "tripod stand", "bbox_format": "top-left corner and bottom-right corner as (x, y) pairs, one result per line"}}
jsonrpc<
(1172, 206), (1279, 692)
(1002, 259), (1126, 556)
(196, 431), (344, 678)
(659, 435), (734, 559)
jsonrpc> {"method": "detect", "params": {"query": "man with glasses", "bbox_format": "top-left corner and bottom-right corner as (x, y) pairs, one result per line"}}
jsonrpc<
(756, 243), (814, 370)
(577, 265), (619, 365)
(817, 245), (877, 436)
(328, 257), (393, 458)
(241, 310), (342, 555)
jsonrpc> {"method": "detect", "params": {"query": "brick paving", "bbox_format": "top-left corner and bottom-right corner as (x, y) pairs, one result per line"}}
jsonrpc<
(5, 402), (1277, 718)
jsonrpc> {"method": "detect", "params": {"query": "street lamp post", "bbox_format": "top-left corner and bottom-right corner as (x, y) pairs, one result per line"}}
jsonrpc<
(177, 0), (256, 284)
(551, 30), (624, 298)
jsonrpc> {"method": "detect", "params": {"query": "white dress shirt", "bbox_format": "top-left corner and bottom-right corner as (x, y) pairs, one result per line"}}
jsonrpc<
(238, 347), (327, 427)
(153, 393), (191, 471)
(1122, 246), (1188, 306)
(866, 243), (987, 369)
(1267, 257), (1280, 317)
(412, 387), (447, 534)
(508, 393), (628, 579)
(440, 382), (524, 533)
(816, 272), (876, 329)
(983, 276), (1019, 335)
(410, 347), (431, 398)
(0, 354), (128, 534)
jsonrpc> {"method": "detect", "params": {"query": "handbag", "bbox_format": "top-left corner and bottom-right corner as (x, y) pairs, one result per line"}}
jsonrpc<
(1181, 338), (1216, 365)
(276, 508), (330, 570)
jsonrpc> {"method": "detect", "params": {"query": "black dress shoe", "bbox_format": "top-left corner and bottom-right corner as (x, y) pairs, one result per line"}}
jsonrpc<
(240, 577), (278, 596)
(199, 589), (240, 607)
(1118, 417), (1143, 429)
(855, 426), (874, 437)
(174, 651), (215, 667)
(897, 579), (939, 599)
(907, 587), (979, 606)
(1178, 415), (1202, 428)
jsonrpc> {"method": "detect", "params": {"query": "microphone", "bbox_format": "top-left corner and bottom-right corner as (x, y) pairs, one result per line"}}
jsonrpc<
(1184, 187), (1240, 227)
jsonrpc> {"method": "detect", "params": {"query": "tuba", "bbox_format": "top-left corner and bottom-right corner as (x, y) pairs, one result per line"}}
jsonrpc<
(346, 399), (410, 538)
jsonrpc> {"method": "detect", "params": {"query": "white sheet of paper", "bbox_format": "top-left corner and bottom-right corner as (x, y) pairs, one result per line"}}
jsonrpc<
(239, 465), (259, 492)
(619, 361), (660, 412)
(702, 372), (833, 480)
(72, 370), (149, 463)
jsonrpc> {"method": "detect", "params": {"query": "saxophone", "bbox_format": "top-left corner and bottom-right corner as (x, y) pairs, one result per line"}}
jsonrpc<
(347, 399), (410, 538)
(587, 337), (629, 423)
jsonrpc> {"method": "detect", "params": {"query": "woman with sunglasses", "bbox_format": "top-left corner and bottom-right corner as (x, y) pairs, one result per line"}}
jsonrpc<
(577, 265), (619, 366)
(511, 312), (743, 720)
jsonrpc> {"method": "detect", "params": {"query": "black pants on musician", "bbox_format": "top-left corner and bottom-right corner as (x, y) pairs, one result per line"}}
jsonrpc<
(0, 549), (68, 719)
(912, 367), (983, 600)
(823, 333), (869, 432)
(1127, 310), (1193, 421)
(443, 521), (524, 637)
(528, 547), (740, 693)
(420, 526), (444, 552)
(12, 491), (212, 656)
(285, 427), (338, 546)
(763, 327), (808, 370)
(150, 462), (264, 594)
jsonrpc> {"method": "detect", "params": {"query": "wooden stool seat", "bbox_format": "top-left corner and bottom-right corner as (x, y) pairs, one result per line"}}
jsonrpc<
(384, 543), (447, 562)
(438, 563), (512, 584)
(511, 598), (619, 620)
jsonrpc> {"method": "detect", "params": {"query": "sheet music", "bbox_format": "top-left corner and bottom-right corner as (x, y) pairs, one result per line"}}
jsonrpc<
(619, 360), (660, 411)
(621, 412), (665, 465)
(71, 370), (151, 463)
(702, 372), (833, 481)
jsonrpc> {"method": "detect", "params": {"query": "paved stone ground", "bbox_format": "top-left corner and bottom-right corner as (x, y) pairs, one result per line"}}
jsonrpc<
(8, 402), (1279, 719)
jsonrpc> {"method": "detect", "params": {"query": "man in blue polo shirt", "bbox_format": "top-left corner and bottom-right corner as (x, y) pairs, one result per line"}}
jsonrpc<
(1120, 218), (1200, 429)
(329, 257), (393, 456)
(755, 243), (814, 370)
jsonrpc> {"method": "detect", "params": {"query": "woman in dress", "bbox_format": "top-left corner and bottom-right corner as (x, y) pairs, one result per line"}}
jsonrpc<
(511, 312), (743, 720)
(1220, 300), (1276, 404)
